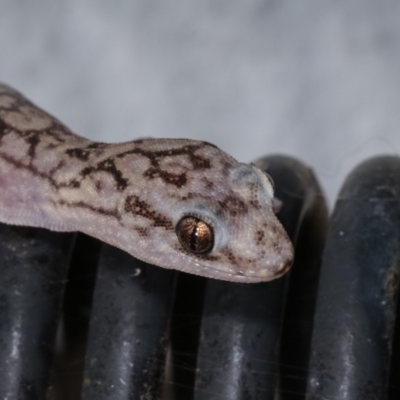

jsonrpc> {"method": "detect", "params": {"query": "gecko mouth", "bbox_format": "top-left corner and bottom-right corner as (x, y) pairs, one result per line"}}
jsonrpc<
(176, 251), (292, 283)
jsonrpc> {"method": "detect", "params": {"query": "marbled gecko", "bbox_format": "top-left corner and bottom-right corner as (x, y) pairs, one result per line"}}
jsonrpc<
(0, 83), (293, 282)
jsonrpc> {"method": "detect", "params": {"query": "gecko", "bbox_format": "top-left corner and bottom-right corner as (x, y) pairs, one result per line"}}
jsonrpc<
(0, 83), (293, 283)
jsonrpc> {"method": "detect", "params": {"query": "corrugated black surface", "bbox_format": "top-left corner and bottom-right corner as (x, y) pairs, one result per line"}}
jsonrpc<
(81, 244), (176, 400)
(3, 156), (400, 399)
(307, 156), (400, 400)
(0, 225), (74, 399)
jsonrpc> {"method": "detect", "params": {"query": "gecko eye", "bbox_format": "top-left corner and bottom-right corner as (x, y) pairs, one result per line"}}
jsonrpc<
(176, 216), (214, 254)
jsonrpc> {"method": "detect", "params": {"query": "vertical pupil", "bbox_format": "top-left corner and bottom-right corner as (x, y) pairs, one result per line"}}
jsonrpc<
(176, 216), (214, 254)
(190, 224), (199, 250)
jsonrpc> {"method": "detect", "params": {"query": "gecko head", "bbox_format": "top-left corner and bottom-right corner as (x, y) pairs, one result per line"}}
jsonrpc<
(168, 162), (294, 282)
(118, 140), (294, 283)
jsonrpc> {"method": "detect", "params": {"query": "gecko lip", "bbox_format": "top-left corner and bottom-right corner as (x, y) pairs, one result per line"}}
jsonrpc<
(178, 252), (292, 283)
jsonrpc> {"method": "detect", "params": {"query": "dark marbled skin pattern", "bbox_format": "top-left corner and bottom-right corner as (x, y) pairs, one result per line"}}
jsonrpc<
(0, 83), (293, 282)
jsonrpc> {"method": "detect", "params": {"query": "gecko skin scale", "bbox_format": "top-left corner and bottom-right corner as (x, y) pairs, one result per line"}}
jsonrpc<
(0, 83), (293, 283)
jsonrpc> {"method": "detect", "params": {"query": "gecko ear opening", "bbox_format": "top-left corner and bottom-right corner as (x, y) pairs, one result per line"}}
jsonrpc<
(176, 216), (214, 254)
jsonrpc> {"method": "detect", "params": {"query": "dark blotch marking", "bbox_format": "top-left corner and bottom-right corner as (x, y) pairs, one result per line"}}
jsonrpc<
(256, 230), (265, 244)
(180, 192), (195, 201)
(80, 158), (128, 191)
(144, 167), (187, 188)
(172, 243), (221, 261)
(250, 199), (261, 209)
(26, 133), (41, 158)
(45, 142), (58, 150)
(66, 148), (91, 161)
(220, 196), (247, 217)
(0, 119), (10, 141)
(86, 142), (108, 149)
(117, 143), (212, 188)
(0, 151), (60, 188)
(49, 159), (66, 176)
(124, 195), (172, 229)
(70, 180), (80, 188)
(136, 227), (150, 237)
(56, 199), (121, 222)
(66, 143), (107, 162)
(223, 249), (238, 264)
(272, 241), (282, 254)
(95, 180), (102, 191)
(249, 185), (261, 209)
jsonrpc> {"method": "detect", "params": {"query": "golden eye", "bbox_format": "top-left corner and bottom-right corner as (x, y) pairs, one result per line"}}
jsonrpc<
(176, 216), (214, 254)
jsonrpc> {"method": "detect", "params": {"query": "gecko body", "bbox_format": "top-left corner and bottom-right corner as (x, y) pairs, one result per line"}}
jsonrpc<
(0, 83), (293, 282)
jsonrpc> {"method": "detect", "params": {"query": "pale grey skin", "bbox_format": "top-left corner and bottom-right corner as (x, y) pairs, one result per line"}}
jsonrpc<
(0, 83), (294, 282)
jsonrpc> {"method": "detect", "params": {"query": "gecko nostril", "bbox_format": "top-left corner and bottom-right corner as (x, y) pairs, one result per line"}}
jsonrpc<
(176, 216), (214, 254)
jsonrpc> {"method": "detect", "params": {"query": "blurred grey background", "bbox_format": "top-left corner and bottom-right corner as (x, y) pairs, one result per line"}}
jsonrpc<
(1, 0), (400, 206)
